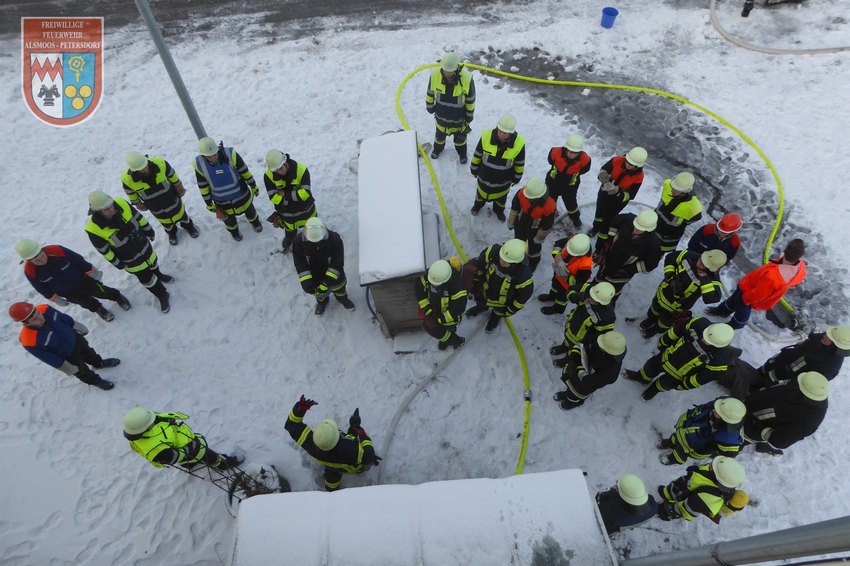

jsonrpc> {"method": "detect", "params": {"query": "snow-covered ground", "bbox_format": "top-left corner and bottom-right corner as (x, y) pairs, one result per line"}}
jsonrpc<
(2, 0), (849, 564)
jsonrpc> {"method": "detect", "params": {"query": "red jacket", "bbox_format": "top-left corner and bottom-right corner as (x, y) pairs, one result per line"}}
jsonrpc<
(739, 258), (806, 310)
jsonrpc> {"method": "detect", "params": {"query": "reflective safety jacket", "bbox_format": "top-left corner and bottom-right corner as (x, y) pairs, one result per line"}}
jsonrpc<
(739, 257), (806, 311)
(510, 189), (557, 240)
(760, 332), (845, 384)
(656, 316), (730, 390)
(564, 338), (625, 401)
(121, 157), (186, 225)
(18, 304), (78, 369)
(672, 398), (743, 462)
(669, 464), (735, 521)
(425, 67), (475, 129)
(546, 147), (591, 191)
(597, 213), (663, 285)
(687, 223), (741, 262)
(263, 158), (316, 230)
(292, 230), (346, 294)
(743, 380), (827, 449)
(471, 130), (526, 195)
(415, 267), (468, 328)
(24, 244), (91, 298)
(86, 197), (157, 273)
(655, 179), (703, 251)
(471, 244), (534, 315)
(598, 156), (644, 205)
(563, 286), (616, 348)
(655, 250), (722, 314)
(194, 147), (256, 206)
(550, 237), (593, 295)
(126, 413), (205, 468)
(284, 403), (376, 477)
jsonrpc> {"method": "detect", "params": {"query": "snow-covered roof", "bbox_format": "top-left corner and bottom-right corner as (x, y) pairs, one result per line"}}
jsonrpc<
(233, 469), (615, 566)
(358, 130), (426, 286)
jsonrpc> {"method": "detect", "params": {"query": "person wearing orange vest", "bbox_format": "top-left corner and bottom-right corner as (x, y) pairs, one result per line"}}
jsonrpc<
(507, 178), (557, 272)
(539, 234), (593, 315)
(707, 239), (806, 329)
(545, 134), (592, 228)
(591, 147), (647, 241)
(9, 302), (118, 390)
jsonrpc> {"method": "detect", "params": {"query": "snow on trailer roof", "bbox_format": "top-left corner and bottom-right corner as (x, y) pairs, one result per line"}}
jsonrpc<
(232, 469), (616, 566)
(358, 130), (426, 286)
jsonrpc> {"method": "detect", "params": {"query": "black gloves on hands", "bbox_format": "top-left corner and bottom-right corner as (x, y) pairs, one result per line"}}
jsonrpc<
(349, 408), (361, 427)
(295, 394), (318, 413)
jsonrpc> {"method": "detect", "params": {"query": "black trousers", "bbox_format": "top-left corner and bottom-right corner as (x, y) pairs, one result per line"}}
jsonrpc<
(63, 276), (122, 312)
(67, 335), (105, 384)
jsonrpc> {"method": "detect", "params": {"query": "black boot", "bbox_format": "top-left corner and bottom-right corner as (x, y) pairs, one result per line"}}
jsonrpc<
(656, 437), (674, 450)
(755, 443), (784, 456)
(230, 229), (243, 241)
(157, 270), (175, 284)
(251, 218), (263, 233)
(623, 370), (645, 384)
(538, 293), (553, 302)
(458, 152), (467, 164)
(95, 358), (121, 368)
(96, 305), (115, 322)
(641, 386), (660, 401)
(465, 304), (487, 317)
(485, 312), (501, 333)
(185, 221), (200, 238)
(430, 145), (443, 159)
(550, 344), (569, 356)
(92, 379), (115, 391)
(438, 340), (449, 351)
(470, 202), (484, 216)
(167, 229), (178, 246)
(541, 305), (564, 315)
(569, 212), (582, 229)
(448, 334), (466, 349)
(494, 208), (506, 222)
(336, 296), (355, 311)
(315, 299), (329, 316)
(116, 294), (132, 311)
(159, 292), (171, 314)
(281, 234), (294, 254)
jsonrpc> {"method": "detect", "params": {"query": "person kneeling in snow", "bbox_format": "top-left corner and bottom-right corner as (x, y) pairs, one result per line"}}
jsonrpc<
(285, 395), (381, 491)
(657, 456), (745, 523)
(596, 473), (658, 535)
(123, 408), (242, 470)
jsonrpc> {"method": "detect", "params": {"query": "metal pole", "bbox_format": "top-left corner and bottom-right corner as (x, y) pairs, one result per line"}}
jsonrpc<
(622, 516), (850, 566)
(133, 0), (206, 138)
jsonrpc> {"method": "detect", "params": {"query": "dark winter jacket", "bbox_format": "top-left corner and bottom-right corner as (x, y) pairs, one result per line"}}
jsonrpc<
(760, 332), (845, 384)
(471, 244), (534, 315)
(743, 380), (828, 449)
(564, 339), (625, 400)
(18, 305), (78, 369)
(415, 269), (468, 328)
(563, 289), (616, 348)
(24, 245), (93, 298)
(654, 250), (723, 314)
(596, 213), (663, 285)
(671, 399), (743, 461)
(263, 158), (315, 225)
(292, 230), (346, 294)
(470, 130), (526, 192)
(121, 157), (185, 224)
(656, 317), (731, 389)
(85, 198), (157, 271)
(687, 223), (740, 262)
(597, 487), (658, 535)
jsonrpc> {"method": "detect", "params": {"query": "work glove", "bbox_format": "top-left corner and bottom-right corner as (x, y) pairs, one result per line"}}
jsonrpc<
(349, 408), (361, 427)
(295, 395), (318, 413)
(58, 361), (80, 376)
(134, 202), (148, 211)
(533, 233), (547, 245)
(51, 295), (70, 306)
(597, 170), (612, 184)
(569, 291), (587, 304)
(553, 256), (569, 278)
(657, 502), (679, 521)
(250, 183), (259, 197)
(73, 321), (89, 335)
(174, 182), (186, 197)
(349, 425), (367, 440)
(372, 455), (382, 466)
(86, 268), (103, 281)
(601, 181), (617, 195)
(506, 216), (515, 230)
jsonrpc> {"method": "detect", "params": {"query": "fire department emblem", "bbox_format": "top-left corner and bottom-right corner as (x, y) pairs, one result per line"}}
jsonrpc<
(22, 17), (103, 127)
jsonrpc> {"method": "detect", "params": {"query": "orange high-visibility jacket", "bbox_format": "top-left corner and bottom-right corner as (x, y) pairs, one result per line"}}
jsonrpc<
(739, 258), (806, 310)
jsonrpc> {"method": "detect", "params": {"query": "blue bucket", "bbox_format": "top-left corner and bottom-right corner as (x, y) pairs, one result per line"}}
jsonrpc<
(600, 7), (619, 28)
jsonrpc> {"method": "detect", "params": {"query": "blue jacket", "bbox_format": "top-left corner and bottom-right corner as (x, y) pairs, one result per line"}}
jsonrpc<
(19, 305), (78, 369)
(24, 245), (92, 298)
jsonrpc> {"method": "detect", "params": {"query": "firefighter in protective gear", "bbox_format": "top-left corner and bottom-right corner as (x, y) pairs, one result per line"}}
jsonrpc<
(193, 137), (262, 241)
(506, 178), (557, 271)
(626, 317), (734, 400)
(17, 239), (130, 322)
(470, 114), (525, 221)
(11, 302), (118, 390)
(264, 149), (317, 253)
(545, 134), (592, 228)
(425, 52), (475, 163)
(85, 191), (173, 313)
(657, 396), (746, 465)
(551, 282), (616, 367)
(123, 408), (241, 469)
(657, 456), (745, 522)
(284, 395), (380, 491)
(554, 331), (626, 410)
(596, 474), (658, 535)
(416, 258), (468, 350)
(639, 249), (727, 338)
(688, 213), (743, 262)
(707, 239), (806, 329)
(593, 211), (663, 300)
(753, 326), (849, 390)
(654, 172), (703, 252)
(465, 239), (534, 333)
(539, 233), (593, 315)
(121, 151), (199, 246)
(591, 147), (646, 239)
(742, 371), (829, 456)
(292, 218), (355, 316)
